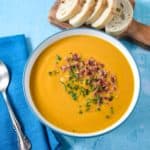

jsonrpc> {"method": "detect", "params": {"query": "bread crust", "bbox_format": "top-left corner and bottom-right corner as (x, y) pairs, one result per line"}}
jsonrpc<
(69, 0), (96, 27)
(86, 0), (107, 24)
(56, 0), (84, 22)
(105, 0), (133, 36)
(92, 0), (117, 29)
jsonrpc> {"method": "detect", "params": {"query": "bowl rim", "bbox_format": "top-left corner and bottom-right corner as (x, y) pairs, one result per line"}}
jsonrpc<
(23, 28), (140, 137)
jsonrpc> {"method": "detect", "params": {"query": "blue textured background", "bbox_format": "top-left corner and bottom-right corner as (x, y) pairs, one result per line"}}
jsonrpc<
(0, 0), (150, 150)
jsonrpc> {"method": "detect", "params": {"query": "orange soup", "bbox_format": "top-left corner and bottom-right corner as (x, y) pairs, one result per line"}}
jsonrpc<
(30, 35), (134, 133)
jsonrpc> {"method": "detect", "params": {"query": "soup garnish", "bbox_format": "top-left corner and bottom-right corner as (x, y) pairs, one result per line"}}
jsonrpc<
(48, 53), (117, 114)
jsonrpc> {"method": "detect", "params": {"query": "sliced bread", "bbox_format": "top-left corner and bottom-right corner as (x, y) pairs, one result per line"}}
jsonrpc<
(92, 0), (117, 29)
(69, 0), (96, 27)
(86, 0), (107, 24)
(56, 0), (84, 22)
(105, 0), (133, 36)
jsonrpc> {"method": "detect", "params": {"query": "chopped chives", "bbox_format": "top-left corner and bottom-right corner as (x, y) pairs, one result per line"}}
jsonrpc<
(110, 107), (114, 114)
(97, 108), (101, 111)
(105, 115), (110, 119)
(79, 110), (83, 114)
(56, 55), (62, 61)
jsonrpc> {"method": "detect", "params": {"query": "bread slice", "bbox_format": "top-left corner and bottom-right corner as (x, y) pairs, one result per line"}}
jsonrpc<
(105, 0), (133, 36)
(92, 0), (117, 29)
(86, 0), (107, 24)
(69, 0), (96, 27)
(56, 0), (84, 22)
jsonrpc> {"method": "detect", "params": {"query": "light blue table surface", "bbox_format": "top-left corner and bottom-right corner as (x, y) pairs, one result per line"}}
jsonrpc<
(0, 0), (150, 150)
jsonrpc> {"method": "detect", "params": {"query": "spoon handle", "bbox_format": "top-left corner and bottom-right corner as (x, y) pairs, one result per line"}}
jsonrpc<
(2, 91), (31, 150)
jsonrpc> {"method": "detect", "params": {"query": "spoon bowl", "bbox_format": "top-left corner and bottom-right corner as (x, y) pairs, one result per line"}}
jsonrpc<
(0, 61), (9, 91)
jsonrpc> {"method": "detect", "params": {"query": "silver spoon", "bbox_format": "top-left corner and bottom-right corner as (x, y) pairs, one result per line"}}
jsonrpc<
(0, 61), (31, 150)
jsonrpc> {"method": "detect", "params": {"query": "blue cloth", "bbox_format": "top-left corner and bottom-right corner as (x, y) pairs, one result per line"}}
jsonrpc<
(0, 35), (59, 150)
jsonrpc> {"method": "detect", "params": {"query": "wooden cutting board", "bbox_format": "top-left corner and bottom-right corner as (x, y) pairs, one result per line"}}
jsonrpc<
(48, 0), (150, 48)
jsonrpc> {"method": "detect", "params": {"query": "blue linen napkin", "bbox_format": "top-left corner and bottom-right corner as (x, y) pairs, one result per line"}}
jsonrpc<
(0, 35), (59, 150)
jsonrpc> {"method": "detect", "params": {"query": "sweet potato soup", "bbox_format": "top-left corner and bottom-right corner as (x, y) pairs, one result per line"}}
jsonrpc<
(30, 35), (134, 133)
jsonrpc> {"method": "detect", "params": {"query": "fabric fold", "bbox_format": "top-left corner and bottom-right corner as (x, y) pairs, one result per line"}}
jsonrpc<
(0, 35), (59, 150)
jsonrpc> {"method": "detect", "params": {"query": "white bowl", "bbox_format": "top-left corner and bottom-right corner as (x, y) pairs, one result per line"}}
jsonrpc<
(24, 28), (140, 137)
